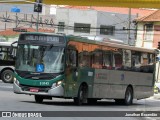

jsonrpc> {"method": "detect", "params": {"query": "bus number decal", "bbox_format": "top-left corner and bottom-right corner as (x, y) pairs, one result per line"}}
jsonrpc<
(40, 82), (49, 86)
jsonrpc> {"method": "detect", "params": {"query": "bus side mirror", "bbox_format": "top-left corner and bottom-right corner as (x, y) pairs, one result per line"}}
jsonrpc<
(10, 41), (17, 59)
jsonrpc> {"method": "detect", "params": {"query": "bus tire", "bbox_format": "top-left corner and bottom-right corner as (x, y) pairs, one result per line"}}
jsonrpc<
(124, 87), (133, 105)
(1, 70), (14, 83)
(35, 95), (44, 103)
(74, 85), (88, 105)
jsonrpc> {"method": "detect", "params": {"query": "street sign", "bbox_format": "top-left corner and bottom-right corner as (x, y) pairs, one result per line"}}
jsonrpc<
(13, 28), (27, 32)
(11, 7), (20, 13)
(34, 0), (42, 13)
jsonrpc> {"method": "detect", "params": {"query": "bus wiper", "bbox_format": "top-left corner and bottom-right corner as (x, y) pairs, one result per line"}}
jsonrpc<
(41, 44), (54, 59)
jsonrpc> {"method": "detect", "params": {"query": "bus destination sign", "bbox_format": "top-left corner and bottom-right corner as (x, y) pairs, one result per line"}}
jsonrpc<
(21, 34), (65, 43)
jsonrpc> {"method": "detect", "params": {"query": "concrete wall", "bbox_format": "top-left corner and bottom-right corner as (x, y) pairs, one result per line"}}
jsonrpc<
(55, 8), (136, 44)
(97, 12), (136, 44)
(135, 23), (144, 47)
(55, 8), (98, 36)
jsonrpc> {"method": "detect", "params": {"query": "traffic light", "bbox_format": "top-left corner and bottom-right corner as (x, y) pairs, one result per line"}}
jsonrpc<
(34, 0), (42, 13)
(158, 42), (160, 49)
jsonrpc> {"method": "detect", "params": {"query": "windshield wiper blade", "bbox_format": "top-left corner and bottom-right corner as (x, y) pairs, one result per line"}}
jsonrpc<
(40, 44), (54, 59)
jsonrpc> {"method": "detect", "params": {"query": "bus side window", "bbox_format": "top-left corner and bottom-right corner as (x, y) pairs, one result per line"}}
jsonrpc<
(113, 51), (123, 70)
(148, 54), (154, 64)
(131, 51), (141, 72)
(141, 53), (149, 66)
(79, 51), (90, 68)
(140, 53), (154, 73)
(67, 49), (77, 67)
(91, 51), (103, 69)
(123, 50), (131, 70)
(102, 51), (112, 69)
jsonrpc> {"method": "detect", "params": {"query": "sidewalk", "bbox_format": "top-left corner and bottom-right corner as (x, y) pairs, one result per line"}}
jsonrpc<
(153, 93), (160, 99)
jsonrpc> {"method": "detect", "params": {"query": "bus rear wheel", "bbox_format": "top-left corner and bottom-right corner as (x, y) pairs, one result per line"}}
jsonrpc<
(74, 85), (88, 105)
(124, 87), (133, 105)
(35, 95), (44, 103)
(1, 70), (14, 83)
(115, 87), (133, 105)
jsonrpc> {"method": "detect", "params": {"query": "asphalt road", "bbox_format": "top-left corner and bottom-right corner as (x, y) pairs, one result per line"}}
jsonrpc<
(0, 80), (160, 120)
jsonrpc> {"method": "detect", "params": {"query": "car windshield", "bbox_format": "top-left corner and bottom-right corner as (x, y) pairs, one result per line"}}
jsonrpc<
(15, 44), (64, 73)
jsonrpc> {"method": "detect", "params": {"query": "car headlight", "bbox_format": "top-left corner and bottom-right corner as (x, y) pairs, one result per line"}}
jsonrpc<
(52, 80), (63, 88)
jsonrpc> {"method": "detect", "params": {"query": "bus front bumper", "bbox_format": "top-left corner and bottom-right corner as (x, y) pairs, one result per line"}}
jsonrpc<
(13, 82), (64, 97)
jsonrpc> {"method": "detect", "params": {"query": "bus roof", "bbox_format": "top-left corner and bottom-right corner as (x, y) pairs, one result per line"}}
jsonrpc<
(0, 42), (12, 47)
(20, 32), (65, 37)
(18, 33), (156, 53)
(67, 35), (156, 53)
(0, 41), (17, 47)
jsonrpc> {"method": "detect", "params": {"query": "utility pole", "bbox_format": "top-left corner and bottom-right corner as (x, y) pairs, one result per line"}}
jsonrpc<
(11, 7), (20, 28)
(36, 12), (39, 32)
(15, 12), (18, 28)
(128, 8), (131, 45)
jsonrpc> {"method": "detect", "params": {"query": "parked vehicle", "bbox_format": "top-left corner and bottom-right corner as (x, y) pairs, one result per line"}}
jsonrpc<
(0, 42), (16, 83)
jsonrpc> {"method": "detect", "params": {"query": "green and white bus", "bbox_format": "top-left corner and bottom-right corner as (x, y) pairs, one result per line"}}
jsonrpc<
(0, 42), (16, 83)
(13, 32), (157, 105)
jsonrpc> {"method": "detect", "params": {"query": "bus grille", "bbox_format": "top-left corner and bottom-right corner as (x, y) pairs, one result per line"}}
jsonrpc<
(20, 84), (51, 92)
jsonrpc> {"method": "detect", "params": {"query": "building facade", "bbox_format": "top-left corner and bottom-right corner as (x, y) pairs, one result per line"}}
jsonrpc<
(55, 7), (137, 45)
(135, 10), (160, 49)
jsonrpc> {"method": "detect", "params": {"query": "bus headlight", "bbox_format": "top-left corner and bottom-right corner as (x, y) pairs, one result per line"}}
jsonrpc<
(14, 77), (19, 85)
(52, 80), (63, 88)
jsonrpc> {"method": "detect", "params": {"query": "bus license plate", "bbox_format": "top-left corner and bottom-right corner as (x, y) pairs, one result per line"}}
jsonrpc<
(30, 88), (39, 92)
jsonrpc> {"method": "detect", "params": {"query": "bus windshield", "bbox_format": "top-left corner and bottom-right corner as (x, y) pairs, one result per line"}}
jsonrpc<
(15, 44), (65, 73)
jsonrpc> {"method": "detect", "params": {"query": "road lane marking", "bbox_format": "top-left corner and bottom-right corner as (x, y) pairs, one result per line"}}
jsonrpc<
(0, 86), (13, 89)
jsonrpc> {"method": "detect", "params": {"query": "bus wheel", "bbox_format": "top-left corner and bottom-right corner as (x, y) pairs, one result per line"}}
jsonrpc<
(35, 95), (44, 103)
(74, 85), (88, 105)
(1, 70), (14, 83)
(124, 87), (133, 105)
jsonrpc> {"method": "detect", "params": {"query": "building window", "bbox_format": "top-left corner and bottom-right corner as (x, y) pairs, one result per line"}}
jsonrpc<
(58, 22), (65, 32)
(74, 23), (91, 33)
(144, 24), (153, 40)
(100, 25), (115, 35)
